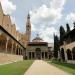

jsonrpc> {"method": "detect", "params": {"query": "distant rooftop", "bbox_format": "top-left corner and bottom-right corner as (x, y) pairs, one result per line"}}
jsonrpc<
(32, 34), (43, 42)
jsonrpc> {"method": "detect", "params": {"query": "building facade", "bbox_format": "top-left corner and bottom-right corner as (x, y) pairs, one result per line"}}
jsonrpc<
(60, 24), (75, 63)
(0, 2), (52, 59)
(0, 2), (26, 55)
(25, 14), (52, 60)
(26, 35), (51, 59)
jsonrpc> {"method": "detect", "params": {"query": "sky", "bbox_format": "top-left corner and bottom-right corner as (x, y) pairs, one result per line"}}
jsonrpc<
(0, 0), (75, 43)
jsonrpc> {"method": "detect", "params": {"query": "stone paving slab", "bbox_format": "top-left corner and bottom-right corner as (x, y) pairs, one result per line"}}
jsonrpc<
(24, 60), (71, 75)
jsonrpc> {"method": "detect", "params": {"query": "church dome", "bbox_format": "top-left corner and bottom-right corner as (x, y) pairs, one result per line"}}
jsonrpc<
(32, 34), (43, 42)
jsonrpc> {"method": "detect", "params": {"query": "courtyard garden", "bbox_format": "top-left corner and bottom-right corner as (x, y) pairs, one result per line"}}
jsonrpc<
(0, 60), (33, 75)
(48, 60), (75, 75)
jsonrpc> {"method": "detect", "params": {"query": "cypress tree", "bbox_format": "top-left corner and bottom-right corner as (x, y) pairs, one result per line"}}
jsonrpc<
(60, 26), (65, 40)
(54, 34), (59, 59)
(66, 23), (70, 33)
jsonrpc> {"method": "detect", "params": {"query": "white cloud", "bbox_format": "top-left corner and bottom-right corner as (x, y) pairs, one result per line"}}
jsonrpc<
(30, 0), (66, 25)
(30, 0), (66, 43)
(39, 27), (59, 43)
(66, 13), (75, 23)
(66, 13), (75, 30)
(0, 0), (16, 15)
(31, 23), (36, 31)
(50, 0), (66, 9)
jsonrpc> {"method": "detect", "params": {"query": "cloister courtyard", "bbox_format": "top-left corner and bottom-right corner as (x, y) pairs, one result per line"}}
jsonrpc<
(0, 0), (75, 75)
(0, 57), (75, 75)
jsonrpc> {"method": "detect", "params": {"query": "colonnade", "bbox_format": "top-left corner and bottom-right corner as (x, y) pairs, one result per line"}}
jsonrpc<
(0, 28), (25, 56)
(27, 51), (48, 59)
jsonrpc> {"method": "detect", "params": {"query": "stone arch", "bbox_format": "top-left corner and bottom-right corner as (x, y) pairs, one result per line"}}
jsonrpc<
(0, 33), (7, 52)
(7, 39), (12, 53)
(72, 47), (75, 60)
(60, 48), (65, 61)
(66, 49), (72, 60)
(16, 47), (19, 55)
(19, 48), (21, 55)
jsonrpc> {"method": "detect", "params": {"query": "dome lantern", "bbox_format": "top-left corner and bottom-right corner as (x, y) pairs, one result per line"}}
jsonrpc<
(32, 34), (43, 42)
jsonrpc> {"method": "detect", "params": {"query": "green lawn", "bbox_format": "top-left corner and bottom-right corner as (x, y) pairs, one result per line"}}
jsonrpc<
(0, 60), (34, 75)
(48, 60), (75, 75)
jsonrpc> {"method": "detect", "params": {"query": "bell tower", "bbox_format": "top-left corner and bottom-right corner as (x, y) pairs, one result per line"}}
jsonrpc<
(26, 13), (31, 42)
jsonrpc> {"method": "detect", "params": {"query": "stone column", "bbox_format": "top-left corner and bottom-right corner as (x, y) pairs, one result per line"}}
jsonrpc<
(65, 52), (67, 61)
(23, 48), (27, 60)
(58, 50), (60, 60)
(21, 49), (23, 55)
(11, 41), (14, 54)
(17, 47), (19, 55)
(20, 48), (21, 55)
(6, 37), (9, 53)
(64, 41), (67, 61)
(15, 44), (18, 54)
(18, 46), (20, 55)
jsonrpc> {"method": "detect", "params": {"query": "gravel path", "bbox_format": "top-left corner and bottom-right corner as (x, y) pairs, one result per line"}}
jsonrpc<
(24, 60), (70, 75)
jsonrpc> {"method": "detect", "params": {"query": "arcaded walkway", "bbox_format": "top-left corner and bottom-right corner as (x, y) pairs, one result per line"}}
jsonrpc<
(24, 60), (70, 75)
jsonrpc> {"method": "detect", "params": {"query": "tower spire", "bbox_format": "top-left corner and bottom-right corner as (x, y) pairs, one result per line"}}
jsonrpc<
(27, 13), (30, 19)
(26, 13), (31, 42)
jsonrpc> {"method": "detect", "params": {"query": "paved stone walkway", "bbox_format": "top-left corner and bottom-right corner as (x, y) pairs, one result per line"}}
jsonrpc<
(24, 60), (70, 75)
